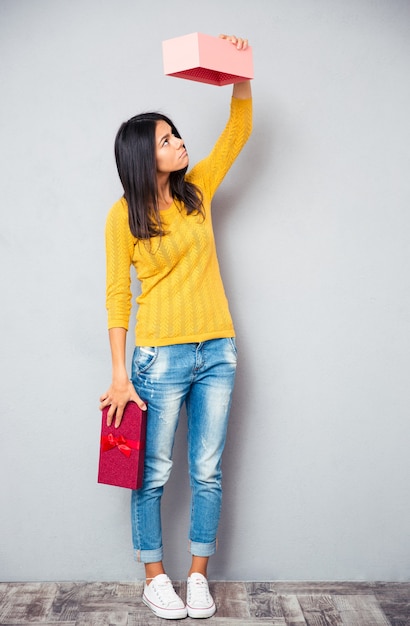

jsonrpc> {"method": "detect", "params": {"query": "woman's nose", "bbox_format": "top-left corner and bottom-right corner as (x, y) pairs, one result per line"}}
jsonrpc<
(173, 136), (183, 148)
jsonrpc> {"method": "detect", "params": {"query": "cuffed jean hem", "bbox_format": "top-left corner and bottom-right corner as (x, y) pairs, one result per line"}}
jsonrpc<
(189, 539), (217, 557)
(134, 547), (164, 564)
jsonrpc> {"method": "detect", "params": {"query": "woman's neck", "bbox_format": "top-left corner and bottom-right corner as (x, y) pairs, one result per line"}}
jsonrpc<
(157, 178), (173, 210)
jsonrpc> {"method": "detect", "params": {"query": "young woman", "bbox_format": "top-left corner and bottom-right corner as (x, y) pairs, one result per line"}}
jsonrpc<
(100, 34), (252, 620)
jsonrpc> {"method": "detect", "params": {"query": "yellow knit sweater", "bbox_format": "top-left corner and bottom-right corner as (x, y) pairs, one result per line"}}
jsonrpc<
(105, 96), (252, 346)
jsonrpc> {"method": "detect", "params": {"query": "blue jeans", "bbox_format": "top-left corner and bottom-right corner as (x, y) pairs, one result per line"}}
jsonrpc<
(130, 338), (237, 563)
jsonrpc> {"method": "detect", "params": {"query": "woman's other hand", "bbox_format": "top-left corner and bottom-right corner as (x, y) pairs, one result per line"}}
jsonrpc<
(99, 378), (147, 428)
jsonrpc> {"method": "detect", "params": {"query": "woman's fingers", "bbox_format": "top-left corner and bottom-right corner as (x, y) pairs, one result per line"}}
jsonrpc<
(99, 383), (147, 428)
(219, 34), (248, 50)
(133, 395), (147, 412)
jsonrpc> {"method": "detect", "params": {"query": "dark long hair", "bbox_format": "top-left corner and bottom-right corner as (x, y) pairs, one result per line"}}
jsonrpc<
(114, 112), (203, 239)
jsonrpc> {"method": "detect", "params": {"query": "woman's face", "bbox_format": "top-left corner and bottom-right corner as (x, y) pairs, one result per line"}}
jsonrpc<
(155, 120), (188, 174)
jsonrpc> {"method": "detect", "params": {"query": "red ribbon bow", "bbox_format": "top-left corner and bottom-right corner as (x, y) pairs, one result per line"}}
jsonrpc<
(101, 433), (143, 458)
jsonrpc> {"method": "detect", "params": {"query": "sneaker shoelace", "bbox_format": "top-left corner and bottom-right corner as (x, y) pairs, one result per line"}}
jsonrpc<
(154, 578), (181, 606)
(190, 577), (210, 603)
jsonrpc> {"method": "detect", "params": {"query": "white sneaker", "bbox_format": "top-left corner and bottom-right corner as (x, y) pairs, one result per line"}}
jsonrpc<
(142, 573), (188, 620)
(186, 572), (216, 619)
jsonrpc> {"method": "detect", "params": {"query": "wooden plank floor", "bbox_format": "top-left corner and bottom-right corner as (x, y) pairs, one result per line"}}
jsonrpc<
(0, 581), (409, 625)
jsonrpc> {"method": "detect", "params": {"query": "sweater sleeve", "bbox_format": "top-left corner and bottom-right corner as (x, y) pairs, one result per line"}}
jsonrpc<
(187, 96), (252, 200)
(105, 198), (136, 330)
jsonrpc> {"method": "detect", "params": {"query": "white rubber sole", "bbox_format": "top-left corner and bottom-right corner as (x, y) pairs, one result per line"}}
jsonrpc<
(187, 602), (216, 619)
(142, 594), (188, 620)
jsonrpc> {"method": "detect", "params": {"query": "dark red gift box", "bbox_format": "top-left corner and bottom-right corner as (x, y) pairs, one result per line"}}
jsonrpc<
(98, 401), (147, 490)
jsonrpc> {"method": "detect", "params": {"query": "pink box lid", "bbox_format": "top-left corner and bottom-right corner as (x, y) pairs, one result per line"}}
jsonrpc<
(163, 32), (253, 86)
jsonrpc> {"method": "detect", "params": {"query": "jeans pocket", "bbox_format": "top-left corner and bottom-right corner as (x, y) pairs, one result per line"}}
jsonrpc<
(132, 346), (158, 374)
(227, 337), (238, 358)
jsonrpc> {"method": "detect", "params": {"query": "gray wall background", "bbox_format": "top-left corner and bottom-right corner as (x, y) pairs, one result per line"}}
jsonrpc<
(1, 0), (409, 582)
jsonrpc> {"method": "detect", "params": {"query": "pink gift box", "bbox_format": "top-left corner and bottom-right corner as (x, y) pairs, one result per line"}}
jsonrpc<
(98, 402), (147, 490)
(162, 32), (253, 86)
